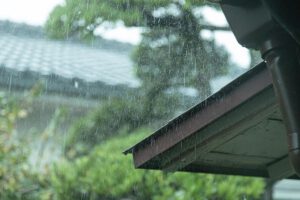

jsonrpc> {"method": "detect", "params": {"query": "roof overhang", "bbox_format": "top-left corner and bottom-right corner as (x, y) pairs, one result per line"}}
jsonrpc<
(125, 62), (299, 180)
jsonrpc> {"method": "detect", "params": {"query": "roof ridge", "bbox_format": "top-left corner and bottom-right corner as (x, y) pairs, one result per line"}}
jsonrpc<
(0, 20), (134, 53)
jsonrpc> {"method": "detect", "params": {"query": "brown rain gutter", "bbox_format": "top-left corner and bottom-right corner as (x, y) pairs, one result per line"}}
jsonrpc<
(125, 63), (273, 168)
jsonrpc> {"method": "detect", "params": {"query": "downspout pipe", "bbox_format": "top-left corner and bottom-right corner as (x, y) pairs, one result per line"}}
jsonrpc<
(210, 0), (300, 177)
(260, 32), (300, 176)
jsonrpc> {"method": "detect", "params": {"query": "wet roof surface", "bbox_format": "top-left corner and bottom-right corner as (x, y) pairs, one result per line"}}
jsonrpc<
(0, 33), (139, 87)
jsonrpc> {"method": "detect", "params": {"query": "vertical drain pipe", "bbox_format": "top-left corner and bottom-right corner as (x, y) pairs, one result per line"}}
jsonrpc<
(212, 0), (300, 176)
(260, 32), (300, 176)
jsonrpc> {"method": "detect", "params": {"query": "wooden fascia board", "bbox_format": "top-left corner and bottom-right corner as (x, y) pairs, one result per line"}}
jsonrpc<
(160, 87), (277, 173)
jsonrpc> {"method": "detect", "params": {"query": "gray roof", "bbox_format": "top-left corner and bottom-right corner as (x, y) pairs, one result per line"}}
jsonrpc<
(0, 33), (139, 87)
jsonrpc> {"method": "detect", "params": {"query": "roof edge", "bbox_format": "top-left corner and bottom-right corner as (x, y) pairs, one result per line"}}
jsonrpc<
(124, 62), (271, 156)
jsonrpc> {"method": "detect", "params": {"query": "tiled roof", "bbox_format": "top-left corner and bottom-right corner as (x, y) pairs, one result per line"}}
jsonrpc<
(0, 32), (139, 87)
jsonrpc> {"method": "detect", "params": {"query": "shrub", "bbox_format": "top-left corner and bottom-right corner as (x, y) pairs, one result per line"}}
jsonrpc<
(0, 92), (39, 200)
(46, 129), (265, 200)
(65, 97), (145, 154)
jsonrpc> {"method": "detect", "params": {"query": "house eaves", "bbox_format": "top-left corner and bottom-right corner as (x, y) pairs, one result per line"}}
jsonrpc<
(125, 62), (298, 180)
(0, 67), (133, 99)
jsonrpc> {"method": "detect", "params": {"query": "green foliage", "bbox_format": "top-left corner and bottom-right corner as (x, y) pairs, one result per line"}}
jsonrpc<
(0, 88), (69, 200)
(66, 97), (144, 153)
(44, 129), (265, 200)
(133, 16), (229, 100)
(65, 93), (181, 152)
(45, 0), (206, 39)
(0, 92), (38, 200)
(45, 0), (152, 39)
(0, 91), (265, 199)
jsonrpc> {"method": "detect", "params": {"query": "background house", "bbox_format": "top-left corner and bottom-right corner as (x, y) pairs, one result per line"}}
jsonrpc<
(0, 21), (139, 134)
(0, 20), (140, 168)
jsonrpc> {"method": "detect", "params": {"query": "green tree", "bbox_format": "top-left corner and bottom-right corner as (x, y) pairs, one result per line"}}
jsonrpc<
(46, 0), (232, 147)
(45, 0), (209, 39)
(46, 0), (230, 96)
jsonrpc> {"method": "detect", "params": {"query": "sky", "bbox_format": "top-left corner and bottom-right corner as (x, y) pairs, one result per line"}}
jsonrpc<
(0, 0), (64, 25)
(199, 6), (250, 68)
(0, 0), (250, 67)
